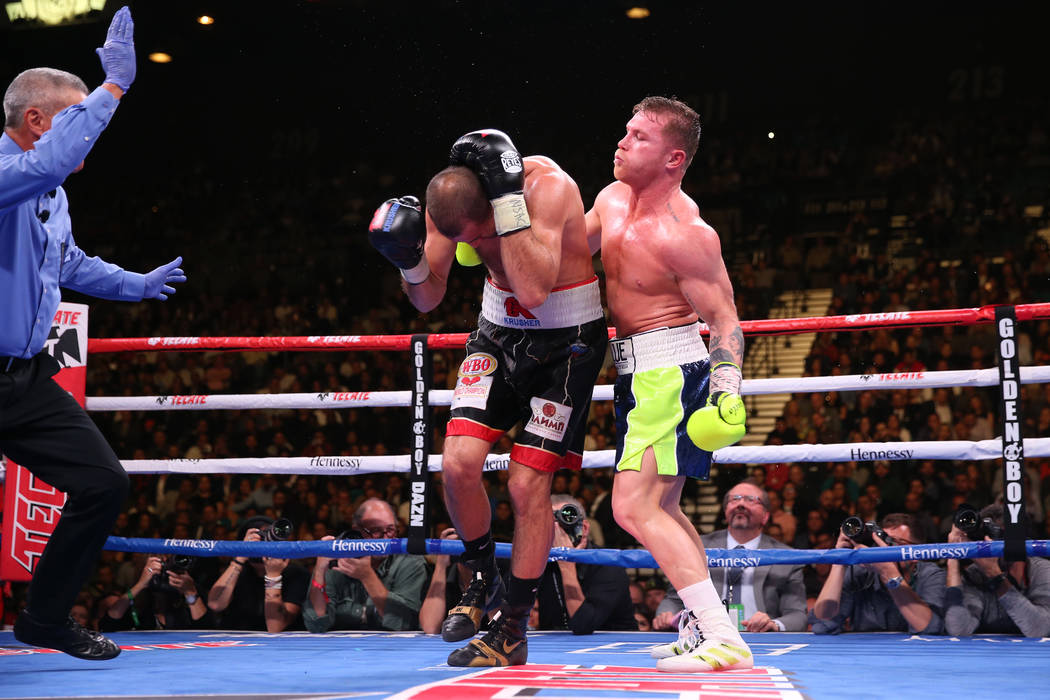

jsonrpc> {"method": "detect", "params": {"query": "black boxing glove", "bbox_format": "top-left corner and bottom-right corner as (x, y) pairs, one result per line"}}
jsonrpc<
(368, 196), (429, 284)
(449, 129), (531, 236)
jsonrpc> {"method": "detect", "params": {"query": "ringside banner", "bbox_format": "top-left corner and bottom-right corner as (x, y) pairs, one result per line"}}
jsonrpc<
(1, 303), (87, 582)
(406, 334), (432, 554)
(995, 306), (1027, 561)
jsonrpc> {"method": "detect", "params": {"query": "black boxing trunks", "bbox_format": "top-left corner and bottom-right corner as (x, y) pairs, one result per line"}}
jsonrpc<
(446, 276), (607, 472)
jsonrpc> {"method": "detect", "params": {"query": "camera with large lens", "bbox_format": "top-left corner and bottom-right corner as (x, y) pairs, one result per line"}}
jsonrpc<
(260, 517), (294, 542)
(554, 503), (585, 547)
(247, 518), (294, 563)
(953, 504), (1003, 541)
(150, 554), (197, 592)
(841, 516), (895, 546)
(328, 529), (363, 568)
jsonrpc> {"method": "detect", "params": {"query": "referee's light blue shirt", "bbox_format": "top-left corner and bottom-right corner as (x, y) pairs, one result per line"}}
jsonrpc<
(0, 86), (145, 359)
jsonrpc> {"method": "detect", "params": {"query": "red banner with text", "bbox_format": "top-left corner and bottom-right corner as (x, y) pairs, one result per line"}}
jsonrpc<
(1, 303), (88, 582)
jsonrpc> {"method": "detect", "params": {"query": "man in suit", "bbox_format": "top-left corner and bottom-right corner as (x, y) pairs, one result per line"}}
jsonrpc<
(654, 481), (807, 633)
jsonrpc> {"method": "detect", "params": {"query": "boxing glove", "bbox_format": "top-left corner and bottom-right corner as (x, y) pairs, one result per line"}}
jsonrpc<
(449, 129), (531, 236)
(456, 242), (482, 267)
(368, 196), (429, 284)
(687, 391), (747, 452)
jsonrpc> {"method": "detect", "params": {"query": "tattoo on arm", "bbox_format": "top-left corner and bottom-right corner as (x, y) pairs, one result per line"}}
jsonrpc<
(666, 203), (680, 223)
(708, 326), (744, 366)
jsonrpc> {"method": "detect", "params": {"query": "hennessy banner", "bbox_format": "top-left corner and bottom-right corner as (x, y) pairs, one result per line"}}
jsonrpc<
(1, 302), (88, 582)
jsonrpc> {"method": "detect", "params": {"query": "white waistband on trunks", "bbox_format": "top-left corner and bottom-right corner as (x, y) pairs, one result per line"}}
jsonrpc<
(610, 322), (709, 374)
(481, 276), (604, 329)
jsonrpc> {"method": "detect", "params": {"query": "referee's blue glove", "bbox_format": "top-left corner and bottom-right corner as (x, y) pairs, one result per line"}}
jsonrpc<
(143, 257), (186, 300)
(96, 6), (136, 91)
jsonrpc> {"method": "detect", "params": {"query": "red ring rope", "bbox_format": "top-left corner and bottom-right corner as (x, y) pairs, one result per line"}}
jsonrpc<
(87, 302), (1050, 353)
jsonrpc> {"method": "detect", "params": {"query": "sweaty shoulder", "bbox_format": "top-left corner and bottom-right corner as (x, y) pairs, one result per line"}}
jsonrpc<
(593, 181), (629, 215)
(524, 156), (577, 192)
(670, 193), (714, 241)
(523, 156), (581, 210)
(673, 190), (703, 224)
(656, 203), (720, 268)
(668, 219), (720, 254)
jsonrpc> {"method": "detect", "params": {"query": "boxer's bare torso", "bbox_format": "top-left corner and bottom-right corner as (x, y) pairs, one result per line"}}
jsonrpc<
(592, 180), (724, 338)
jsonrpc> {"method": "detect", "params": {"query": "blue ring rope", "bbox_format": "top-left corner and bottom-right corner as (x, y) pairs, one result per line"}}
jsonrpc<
(105, 536), (1050, 567)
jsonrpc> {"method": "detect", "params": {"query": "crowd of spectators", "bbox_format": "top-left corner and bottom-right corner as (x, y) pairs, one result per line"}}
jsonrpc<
(2, 95), (1050, 635)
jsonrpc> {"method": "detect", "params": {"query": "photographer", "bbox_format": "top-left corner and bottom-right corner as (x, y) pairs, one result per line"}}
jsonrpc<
(944, 504), (1050, 637)
(420, 528), (485, 635)
(813, 513), (946, 634)
(102, 555), (210, 631)
(305, 498), (427, 632)
(206, 516), (309, 631)
(535, 496), (637, 634)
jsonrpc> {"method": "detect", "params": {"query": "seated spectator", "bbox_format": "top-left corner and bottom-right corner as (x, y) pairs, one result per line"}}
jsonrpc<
(535, 496), (637, 634)
(817, 488), (850, 534)
(793, 509), (830, 549)
(628, 580), (645, 608)
(70, 602), (91, 630)
(103, 554), (211, 631)
(764, 522), (785, 543)
(304, 498), (427, 632)
(765, 417), (798, 445)
(643, 584), (666, 619)
(206, 516), (310, 631)
(803, 532), (836, 608)
(781, 481), (804, 519)
(767, 489), (797, 544)
(633, 605), (653, 631)
(944, 504), (1050, 637)
(813, 513), (945, 634)
(655, 481), (807, 633)
(902, 490), (940, 544)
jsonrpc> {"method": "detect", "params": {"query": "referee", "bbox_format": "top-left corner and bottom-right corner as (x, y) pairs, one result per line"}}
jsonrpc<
(1, 7), (185, 660)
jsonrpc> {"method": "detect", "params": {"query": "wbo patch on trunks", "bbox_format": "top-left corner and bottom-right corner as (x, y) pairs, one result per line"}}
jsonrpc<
(453, 352), (498, 410)
(525, 397), (571, 442)
(459, 352), (498, 378)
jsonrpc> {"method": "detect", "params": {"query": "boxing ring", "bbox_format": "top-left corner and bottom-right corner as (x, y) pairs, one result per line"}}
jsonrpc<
(3, 629), (1049, 700)
(3, 301), (1050, 699)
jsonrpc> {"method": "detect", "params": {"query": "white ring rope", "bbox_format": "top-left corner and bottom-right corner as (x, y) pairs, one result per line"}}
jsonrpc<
(82, 365), (1050, 412)
(107, 437), (1050, 476)
(3, 365), (1046, 482)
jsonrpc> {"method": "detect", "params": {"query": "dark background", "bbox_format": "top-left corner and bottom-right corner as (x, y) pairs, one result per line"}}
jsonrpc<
(3, 3), (1050, 615)
(4, 1), (1046, 203)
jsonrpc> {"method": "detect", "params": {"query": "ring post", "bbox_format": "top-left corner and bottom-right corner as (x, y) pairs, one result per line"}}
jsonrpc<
(994, 306), (1027, 562)
(406, 334), (433, 554)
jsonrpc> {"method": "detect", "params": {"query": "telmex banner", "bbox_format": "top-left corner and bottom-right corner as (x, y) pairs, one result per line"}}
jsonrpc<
(1, 302), (87, 582)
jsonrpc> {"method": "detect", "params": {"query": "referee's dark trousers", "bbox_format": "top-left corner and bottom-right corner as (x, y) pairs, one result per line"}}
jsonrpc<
(0, 353), (129, 623)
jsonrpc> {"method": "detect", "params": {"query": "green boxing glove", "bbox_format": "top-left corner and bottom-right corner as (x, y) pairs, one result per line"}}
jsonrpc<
(687, 391), (746, 452)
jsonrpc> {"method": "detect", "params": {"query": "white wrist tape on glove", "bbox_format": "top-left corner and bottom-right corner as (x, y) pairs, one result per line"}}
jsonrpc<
(400, 256), (431, 285)
(492, 193), (531, 236)
(710, 361), (742, 396)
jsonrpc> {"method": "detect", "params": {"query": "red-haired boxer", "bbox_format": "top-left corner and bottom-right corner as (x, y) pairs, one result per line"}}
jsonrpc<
(587, 97), (751, 672)
(369, 130), (605, 666)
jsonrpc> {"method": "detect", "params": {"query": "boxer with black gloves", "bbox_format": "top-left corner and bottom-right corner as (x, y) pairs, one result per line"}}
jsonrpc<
(447, 130), (531, 237)
(368, 196), (429, 284)
(586, 97), (750, 673)
(369, 129), (606, 666)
